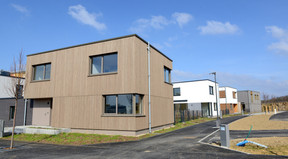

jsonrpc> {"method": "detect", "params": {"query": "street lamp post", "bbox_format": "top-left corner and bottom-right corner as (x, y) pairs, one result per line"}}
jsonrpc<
(210, 72), (220, 127)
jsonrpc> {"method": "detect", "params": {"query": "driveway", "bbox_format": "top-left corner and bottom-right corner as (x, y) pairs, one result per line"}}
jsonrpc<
(0, 116), (286, 159)
(270, 111), (288, 121)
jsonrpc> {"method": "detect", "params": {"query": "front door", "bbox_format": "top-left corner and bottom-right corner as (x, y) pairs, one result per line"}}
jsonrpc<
(32, 99), (52, 126)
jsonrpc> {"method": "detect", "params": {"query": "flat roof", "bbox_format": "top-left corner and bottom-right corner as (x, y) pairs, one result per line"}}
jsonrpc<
(219, 86), (237, 90)
(238, 90), (260, 93)
(27, 34), (172, 62)
(0, 74), (25, 80)
(172, 79), (218, 84)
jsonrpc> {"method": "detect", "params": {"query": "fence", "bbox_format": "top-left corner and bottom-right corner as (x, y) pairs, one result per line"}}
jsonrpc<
(221, 109), (230, 116)
(174, 108), (233, 124)
(174, 109), (209, 124)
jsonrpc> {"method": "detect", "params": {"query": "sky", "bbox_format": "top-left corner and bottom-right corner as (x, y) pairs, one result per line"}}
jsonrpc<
(1, 0), (288, 97)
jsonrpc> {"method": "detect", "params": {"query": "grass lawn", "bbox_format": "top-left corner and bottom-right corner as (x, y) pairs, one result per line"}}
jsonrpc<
(1, 117), (218, 145)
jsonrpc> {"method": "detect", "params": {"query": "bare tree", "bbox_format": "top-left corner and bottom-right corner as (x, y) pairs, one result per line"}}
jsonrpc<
(262, 93), (270, 103)
(6, 50), (25, 149)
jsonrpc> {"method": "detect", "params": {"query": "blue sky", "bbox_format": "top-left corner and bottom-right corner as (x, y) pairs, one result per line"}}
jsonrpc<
(1, 0), (288, 97)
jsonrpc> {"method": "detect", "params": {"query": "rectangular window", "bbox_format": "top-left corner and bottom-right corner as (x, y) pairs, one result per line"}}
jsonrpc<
(91, 53), (117, 75)
(105, 95), (116, 113)
(173, 88), (181, 96)
(164, 67), (171, 83)
(135, 94), (142, 115)
(33, 63), (51, 81)
(209, 86), (214, 95)
(219, 90), (226, 98)
(233, 91), (236, 99)
(118, 94), (133, 114)
(9, 106), (15, 120)
(214, 103), (217, 111)
(17, 84), (23, 97)
(104, 94), (143, 115)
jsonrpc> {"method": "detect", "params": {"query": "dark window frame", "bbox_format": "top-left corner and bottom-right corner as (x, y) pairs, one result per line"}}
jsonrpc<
(209, 86), (214, 95)
(103, 94), (143, 115)
(9, 106), (15, 120)
(173, 88), (181, 96)
(164, 66), (171, 84)
(32, 63), (51, 81)
(90, 52), (118, 75)
(16, 84), (23, 97)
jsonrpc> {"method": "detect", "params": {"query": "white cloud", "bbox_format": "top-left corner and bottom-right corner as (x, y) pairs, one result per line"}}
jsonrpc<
(68, 5), (106, 31)
(172, 12), (193, 28)
(198, 21), (239, 35)
(11, 4), (29, 15)
(268, 41), (288, 52)
(129, 16), (170, 33)
(172, 70), (288, 97)
(129, 12), (192, 34)
(266, 26), (288, 54)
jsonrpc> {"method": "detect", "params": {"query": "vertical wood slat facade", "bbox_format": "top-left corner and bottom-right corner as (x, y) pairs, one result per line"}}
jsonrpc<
(25, 35), (173, 134)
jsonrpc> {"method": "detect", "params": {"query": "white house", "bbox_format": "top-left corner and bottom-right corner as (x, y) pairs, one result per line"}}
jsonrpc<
(219, 87), (239, 114)
(173, 79), (220, 117)
(0, 72), (32, 127)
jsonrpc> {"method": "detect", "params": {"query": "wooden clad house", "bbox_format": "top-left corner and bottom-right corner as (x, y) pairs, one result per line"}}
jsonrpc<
(24, 34), (173, 136)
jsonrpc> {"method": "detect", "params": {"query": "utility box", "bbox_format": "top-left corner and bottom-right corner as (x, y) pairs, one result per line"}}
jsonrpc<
(0, 120), (4, 138)
(216, 120), (221, 128)
(220, 124), (230, 147)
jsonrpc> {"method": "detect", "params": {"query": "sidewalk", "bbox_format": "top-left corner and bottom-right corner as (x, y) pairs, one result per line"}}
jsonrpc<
(4, 126), (70, 135)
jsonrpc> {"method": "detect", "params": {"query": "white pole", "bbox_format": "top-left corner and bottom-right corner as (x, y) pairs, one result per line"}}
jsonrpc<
(23, 99), (27, 125)
(147, 42), (151, 133)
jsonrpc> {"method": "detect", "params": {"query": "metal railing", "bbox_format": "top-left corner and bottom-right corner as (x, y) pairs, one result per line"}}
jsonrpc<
(174, 110), (209, 124)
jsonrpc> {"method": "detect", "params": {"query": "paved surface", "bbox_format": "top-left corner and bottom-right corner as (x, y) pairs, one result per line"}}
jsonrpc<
(270, 111), (288, 121)
(0, 116), (287, 159)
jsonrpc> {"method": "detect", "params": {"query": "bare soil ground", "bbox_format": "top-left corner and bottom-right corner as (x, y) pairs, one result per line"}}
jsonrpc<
(230, 137), (288, 156)
(229, 113), (288, 130)
(229, 113), (288, 156)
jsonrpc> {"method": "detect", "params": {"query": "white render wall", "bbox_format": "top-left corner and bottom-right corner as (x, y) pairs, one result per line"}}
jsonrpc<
(219, 87), (238, 104)
(173, 80), (220, 116)
(0, 75), (25, 98)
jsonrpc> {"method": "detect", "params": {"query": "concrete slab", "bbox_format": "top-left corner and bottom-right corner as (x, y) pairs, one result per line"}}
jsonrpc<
(4, 125), (70, 135)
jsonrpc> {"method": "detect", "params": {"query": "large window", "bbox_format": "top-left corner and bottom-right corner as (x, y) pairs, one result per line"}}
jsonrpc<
(91, 53), (117, 75)
(104, 94), (143, 115)
(17, 84), (23, 97)
(164, 67), (171, 83)
(209, 86), (214, 95)
(33, 63), (51, 81)
(9, 106), (15, 120)
(173, 88), (181, 96)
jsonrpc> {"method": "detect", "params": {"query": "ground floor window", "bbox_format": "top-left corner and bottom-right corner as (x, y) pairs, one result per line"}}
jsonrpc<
(104, 94), (143, 115)
(9, 106), (15, 120)
(214, 103), (217, 111)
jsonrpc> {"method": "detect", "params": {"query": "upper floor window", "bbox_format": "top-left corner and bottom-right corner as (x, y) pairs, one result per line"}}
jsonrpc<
(17, 84), (23, 97)
(164, 67), (171, 83)
(209, 86), (214, 95)
(91, 53), (117, 75)
(219, 90), (226, 98)
(173, 88), (181, 96)
(233, 91), (237, 99)
(33, 63), (51, 81)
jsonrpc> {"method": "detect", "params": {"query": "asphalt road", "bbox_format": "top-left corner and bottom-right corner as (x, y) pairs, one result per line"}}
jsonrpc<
(270, 111), (288, 121)
(0, 116), (287, 159)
